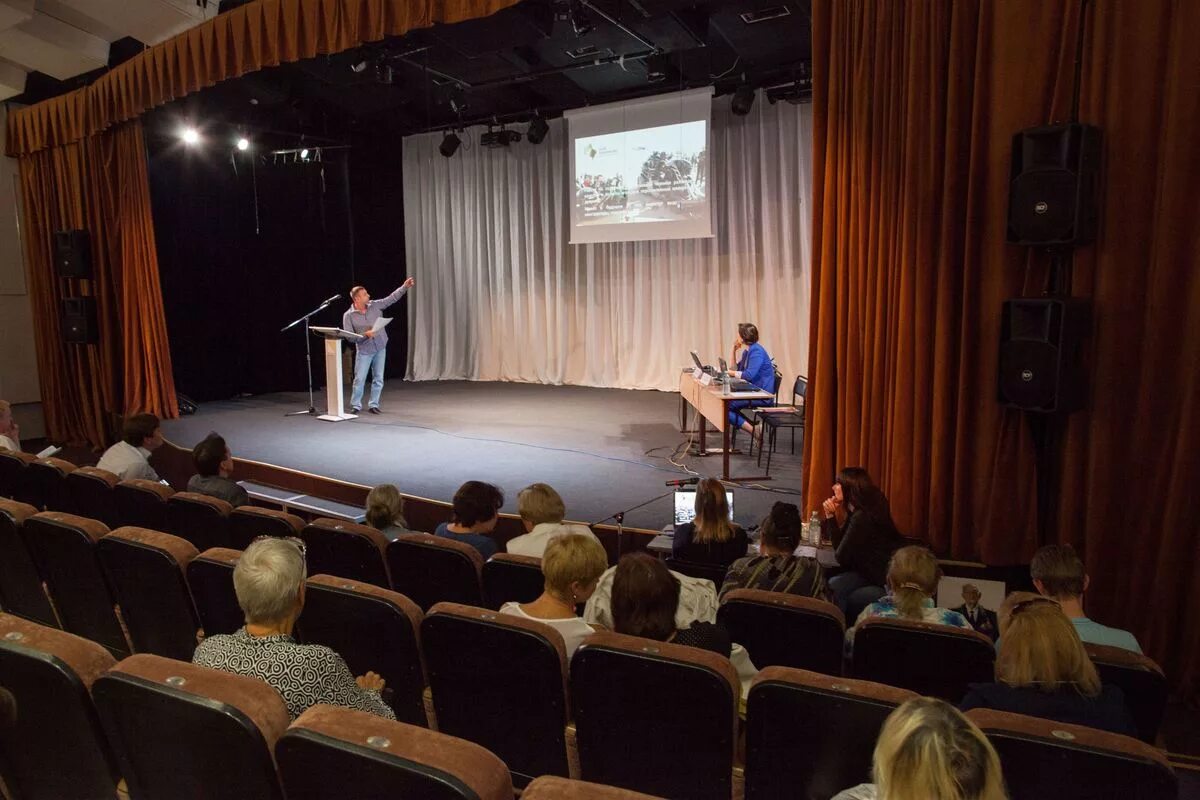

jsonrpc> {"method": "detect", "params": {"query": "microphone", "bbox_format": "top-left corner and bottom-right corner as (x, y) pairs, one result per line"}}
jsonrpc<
(664, 477), (700, 487)
(320, 294), (341, 305)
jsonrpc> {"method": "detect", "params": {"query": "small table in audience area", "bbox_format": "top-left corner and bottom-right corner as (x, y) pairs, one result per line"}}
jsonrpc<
(647, 530), (841, 570)
(240, 481), (367, 524)
(677, 369), (774, 481)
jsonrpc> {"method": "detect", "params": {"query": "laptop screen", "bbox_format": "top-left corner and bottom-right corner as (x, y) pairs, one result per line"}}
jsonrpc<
(689, 350), (705, 371)
(674, 489), (734, 526)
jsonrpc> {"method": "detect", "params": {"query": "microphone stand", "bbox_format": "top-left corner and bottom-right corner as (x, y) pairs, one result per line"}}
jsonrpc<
(592, 489), (679, 560)
(281, 296), (338, 417)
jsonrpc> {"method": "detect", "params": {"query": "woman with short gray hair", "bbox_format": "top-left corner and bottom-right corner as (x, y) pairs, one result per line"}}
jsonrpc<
(193, 537), (395, 721)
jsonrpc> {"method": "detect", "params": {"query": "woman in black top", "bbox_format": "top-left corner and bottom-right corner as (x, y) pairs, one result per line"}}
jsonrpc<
(672, 478), (749, 568)
(820, 467), (903, 617)
(612, 552), (731, 657)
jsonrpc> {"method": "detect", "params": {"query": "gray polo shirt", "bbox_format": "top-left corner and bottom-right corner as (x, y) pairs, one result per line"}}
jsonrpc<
(342, 286), (408, 356)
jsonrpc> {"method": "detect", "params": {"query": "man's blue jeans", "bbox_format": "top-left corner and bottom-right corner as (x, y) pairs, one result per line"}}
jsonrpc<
(351, 348), (386, 410)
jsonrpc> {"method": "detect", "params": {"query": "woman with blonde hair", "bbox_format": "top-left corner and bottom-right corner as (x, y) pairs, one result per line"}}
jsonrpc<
(671, 478), (749, 567)
(833, 697), (1007, 800)
(364, 484), (413, 542)
(960, 592), (1135, 735)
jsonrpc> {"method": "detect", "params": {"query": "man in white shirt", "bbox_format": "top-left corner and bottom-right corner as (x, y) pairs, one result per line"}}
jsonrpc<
(506, 482), (599, 558)
(96, 413), (164, 482)
(0, 400), (19, 453)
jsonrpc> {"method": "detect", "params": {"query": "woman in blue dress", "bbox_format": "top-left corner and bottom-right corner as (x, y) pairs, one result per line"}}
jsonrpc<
(725, 322), (776, 437)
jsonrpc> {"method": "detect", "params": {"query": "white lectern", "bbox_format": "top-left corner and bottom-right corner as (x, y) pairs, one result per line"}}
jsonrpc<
(310, 327), (363, 421)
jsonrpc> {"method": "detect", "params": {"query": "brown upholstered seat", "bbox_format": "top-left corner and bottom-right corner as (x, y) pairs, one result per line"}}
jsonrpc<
(65, 467), (120, 527)
(745, 666), (917, 799)
(717, 589), (845, 675)
(422, 602), (571, 787)
(98, 527), (201, 660)
(186, 547), (244, 637)
(571, 630), (739, 799)
(523, 776), (665, 798)
(298, 575), (427, 726)
(301, 517), (390, 588)
(0, 613), (120, 799)
(482, 552), (544, 610)
(1084, 643), (1168, 744)
(93, 653), (290, 800)
(24, 457), (76, 512)
(966, 708), (1177, 800)
(228, 506), (304, 550)
(20, 512), (130, 657)
(276, 704), (513, 800)
(165, 491), (233, 552)
(114, 478), (173, 531)
(386, 533), (484, 610)
(0, 498), (57, 626)
(0, 450), (36, 504)
(850, 616), (994, 702)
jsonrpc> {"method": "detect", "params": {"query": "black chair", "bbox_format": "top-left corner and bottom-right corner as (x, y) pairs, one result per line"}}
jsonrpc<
(734, 366), (784, 457)
(23, 458), (75, 512)
(186, 547), (244, 637)
(0, 498), (58, 627)
(0, 450), (35, 500)
(64, 467), (120, 527)
(298, 575), (427, 726)
(165, 491), (233, 552)
(717, 589), (844, 675)
(850, 616), (994, 702)
(482, 553), (544, 609)
(664, 557), (728, 586)
(301, 518), (391, 588)
(758, 375), (806, 475)
(386, 533), (484, 610)
(228, 506), (304, 550)
(114, 478), (173, 531)
(1084, 643), (1168, 745)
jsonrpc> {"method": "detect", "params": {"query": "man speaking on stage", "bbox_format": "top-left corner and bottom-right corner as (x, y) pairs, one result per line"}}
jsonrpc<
(342, 277), (415, 414)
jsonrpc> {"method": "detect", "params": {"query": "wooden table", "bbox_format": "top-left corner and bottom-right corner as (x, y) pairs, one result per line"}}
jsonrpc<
(678, 370), (774, 481)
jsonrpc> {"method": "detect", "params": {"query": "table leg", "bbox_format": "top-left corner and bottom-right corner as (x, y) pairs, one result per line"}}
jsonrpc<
(722, 422), (731, 480)
(699, 412), (707, 454)
(679, 393), (687, 433)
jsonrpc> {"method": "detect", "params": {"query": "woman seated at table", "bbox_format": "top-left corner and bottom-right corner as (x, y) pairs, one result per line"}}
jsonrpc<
(959, 592), (1135, 736)
(725, 322), (777, 437)
(718, 501), (826, 604)
(821, 467), (905, 617)
(501, 532), (608, 659)
(365, 483), (416, 542)
(672, 478), (749, 567)
(611, 552), (731, 657)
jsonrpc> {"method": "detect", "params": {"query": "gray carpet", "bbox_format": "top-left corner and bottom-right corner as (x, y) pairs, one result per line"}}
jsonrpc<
(161, 380), (805, 531)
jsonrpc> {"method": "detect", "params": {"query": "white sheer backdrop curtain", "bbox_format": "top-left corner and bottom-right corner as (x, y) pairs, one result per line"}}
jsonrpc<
(402, 95), (813, 392)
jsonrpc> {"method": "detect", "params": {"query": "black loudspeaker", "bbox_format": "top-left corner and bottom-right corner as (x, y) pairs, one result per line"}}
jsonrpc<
(1007, 124), (1101, 246)
(53, 229), (92, 278)
(62, 297), (98, 344)
(998, 298), (1091, 413)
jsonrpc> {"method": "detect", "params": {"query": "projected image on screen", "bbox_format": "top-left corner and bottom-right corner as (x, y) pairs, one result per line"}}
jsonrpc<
(574, 121), (707, 226)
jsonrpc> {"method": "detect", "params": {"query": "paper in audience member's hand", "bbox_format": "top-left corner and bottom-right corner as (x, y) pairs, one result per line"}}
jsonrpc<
(36, 445), (61, 459)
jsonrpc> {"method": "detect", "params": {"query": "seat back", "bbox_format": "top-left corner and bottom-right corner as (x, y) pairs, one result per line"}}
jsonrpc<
(523, 776), (664, 798)
(64, 467), (120, 527)
(301, 518), (390, 587)
(0, 613), (120, 800)
(165, 492), (233, 552)
(793, 375), (808, 406)
(20, 512), (129, 657)
(422, 603), (570, 786)
(93, 654), (289, 800)
(298, 575), (426, 726)
(664, 557), (728, 586)
(966, 708), (1177, 800)
(276, 705), (513, 800)
(0, 499), (57, 626)
(717, 589), (845, 675)
(571, 631), (739, 799)
(482, 553), (545, 609)
(1084, 643), (1168, 744)
(0, 450), (35, 499)
(229, 506), (305, 550)
(97, 527), (200, 660)
(851, 617), (994, 701)
(745, 667), (916, 800)
(114, 479), (173, 531)
(186, 548), (244, 636)
(386, 534), (484, 610)
(24, 458), (75, 512)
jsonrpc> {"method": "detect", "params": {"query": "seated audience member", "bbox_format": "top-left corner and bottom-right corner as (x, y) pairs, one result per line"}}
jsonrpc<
(506, 482), (599, 557)
(0, 400), (20, 452)
(820, 467), (904, 618)
(501, 532), (608, 658)
(96, 413), (163, 482)
(718, 501), (826, 604)
(833, 697), (1007, 800)
(952, 583), (999, 641)
(187, 434), (249, 508)
(434, 480), (503, 559)
(611, 552), (731, 657)
(193, 537), (394, 721)
(365, 483), (415, 542)
(960, 592), (1135, 736)
(846, 546), (971, 651)
(672, 477), (750, 567)
(1030, 544), (1142, 653)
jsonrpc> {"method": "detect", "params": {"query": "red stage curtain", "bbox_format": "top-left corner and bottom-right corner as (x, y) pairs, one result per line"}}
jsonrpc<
(805, 0), (1200, 700)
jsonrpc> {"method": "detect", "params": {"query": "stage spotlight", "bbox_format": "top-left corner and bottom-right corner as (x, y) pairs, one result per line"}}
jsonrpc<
(731, 84), (755, 116)
(439, 131), (461, 158)
(236, 137), (250, 151)
(300, 148), (310, 159)
(527, 115), (549, 145)
(350, 60), (369, 73)
(181, 127), (200, 145)
(569, 1), (593, 36)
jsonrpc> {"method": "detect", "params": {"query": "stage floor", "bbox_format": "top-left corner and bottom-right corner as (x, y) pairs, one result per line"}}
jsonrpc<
(160, 380), (805, 531)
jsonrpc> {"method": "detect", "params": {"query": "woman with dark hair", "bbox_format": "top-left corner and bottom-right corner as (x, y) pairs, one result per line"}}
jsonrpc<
(821, 467), (904, 618)
(718, 502), (826, 603)
(726, 322), (777, 436)
(611, 553), (731, 657)
(671, 478), (749, 567)
(434, 480), (504, 558)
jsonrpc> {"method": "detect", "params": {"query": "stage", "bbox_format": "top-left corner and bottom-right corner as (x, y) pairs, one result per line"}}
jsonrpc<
(160, 380), (805, 531)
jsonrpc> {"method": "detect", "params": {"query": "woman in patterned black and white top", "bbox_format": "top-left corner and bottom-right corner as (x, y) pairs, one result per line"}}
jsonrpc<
(193, 537), (395, 721)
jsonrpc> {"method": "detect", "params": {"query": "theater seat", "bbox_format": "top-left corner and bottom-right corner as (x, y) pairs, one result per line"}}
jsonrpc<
(0, 613), (121, 800)
(524, 776), (664, 798)
(966, 708), (1177, 800)
(276, 705), (512, 800)
(229, 506), (304, 550)
(572, 631), (739, 800)
(0, 498), (57, 627)
(98, 527), (201, 660)
(299, 575), (427, 726)
(850, 617), (994, 702)
(65, 467), (120, 527)
(717, 589), (845, 675)
(0, 449), (35, 499)
(93, 654), (289, 800)
(745, 666), (917, 800)
(24, 457), (76, 512)
(482, 552), (544, 609)
(186, 547), (244, 637)
(422, 602), (571, 787)
(664, 557), (728, 586)
(114, 478), (173, 531)
(301, 517), (390, 587)
(386, 534), (484, 610)
(165, 492), (233, 552)
(1084, 643), (1168, 744)
(20, 512), (130, 657)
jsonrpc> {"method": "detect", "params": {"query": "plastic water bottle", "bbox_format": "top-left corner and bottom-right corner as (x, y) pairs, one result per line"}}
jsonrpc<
(808, 511), (821, 545)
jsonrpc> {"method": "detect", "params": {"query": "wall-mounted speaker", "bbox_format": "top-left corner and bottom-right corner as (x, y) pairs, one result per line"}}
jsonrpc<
(1007, 124), (1101, 247)
(62, 297), (98, 344)
(53, 230), (92, 278)
(998, 297), (1091, 413)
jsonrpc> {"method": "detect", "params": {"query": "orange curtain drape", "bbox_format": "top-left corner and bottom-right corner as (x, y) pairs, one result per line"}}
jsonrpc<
(805, 0), (1200, 701)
